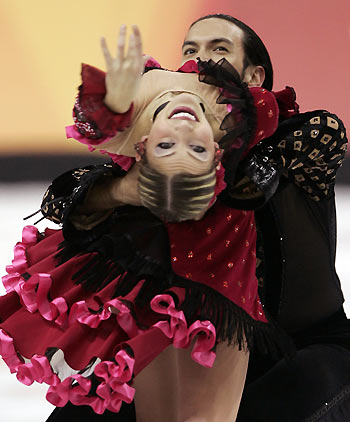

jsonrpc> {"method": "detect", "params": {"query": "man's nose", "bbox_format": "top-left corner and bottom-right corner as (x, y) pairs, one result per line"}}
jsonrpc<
(196, 49), (211, 62)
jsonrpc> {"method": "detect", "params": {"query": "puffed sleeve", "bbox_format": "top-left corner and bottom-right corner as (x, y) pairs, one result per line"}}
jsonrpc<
(220, 110), (347, 209)
(248, 110), (347, 201)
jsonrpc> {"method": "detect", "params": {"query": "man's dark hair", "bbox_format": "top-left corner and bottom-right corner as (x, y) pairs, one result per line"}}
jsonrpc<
(190, 14), (273, 90)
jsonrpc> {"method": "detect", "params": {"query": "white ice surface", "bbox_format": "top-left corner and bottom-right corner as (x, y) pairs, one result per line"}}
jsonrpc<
(0, 183), (349, 421)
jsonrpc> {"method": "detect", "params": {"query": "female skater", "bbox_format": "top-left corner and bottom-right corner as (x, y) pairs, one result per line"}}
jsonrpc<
(0, 25), (285, 422)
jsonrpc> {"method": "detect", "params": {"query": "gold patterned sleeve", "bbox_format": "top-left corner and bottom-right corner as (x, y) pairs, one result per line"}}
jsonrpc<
(274, 110), (347, 201)
(219, 110), (348, 210)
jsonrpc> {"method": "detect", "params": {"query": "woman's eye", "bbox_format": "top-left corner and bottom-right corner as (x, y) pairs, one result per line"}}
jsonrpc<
(191, 145), (206, 153)
(183, 48), (196, 56)
(157, 142), (174, 149)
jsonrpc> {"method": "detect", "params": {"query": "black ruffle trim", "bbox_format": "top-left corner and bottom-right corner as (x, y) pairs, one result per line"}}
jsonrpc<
(197, 58), (257, 193)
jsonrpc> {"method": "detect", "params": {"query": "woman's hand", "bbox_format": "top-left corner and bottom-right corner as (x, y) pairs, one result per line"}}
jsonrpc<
(102, 25), (145, 113)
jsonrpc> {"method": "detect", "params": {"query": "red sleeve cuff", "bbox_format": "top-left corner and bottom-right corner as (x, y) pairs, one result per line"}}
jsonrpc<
(75, 64), (133, 138)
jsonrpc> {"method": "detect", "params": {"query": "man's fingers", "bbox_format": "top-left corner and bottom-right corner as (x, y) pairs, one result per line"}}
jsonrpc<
(100, 37), (113, 70)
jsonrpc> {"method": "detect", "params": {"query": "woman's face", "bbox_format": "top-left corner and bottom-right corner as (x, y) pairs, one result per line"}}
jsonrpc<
(145, 93), (216, 175)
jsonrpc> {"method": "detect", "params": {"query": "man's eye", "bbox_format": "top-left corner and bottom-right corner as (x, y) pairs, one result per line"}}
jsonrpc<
(214, 46), (228, 52)
(157, 142), (174, 149)
(191, 145), (206, 153)
(183, 48), (196, 55)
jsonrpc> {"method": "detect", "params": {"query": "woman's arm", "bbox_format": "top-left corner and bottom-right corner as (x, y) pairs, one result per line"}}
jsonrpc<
(41, 26), (148, 230)
(67, 25), (145, 147)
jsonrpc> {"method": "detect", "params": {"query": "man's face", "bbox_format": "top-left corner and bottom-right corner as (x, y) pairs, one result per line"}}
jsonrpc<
(181, 18), (246, 75)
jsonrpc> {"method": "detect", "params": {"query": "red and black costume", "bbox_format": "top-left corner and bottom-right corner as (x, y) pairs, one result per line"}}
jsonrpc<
(45, 70), (350, 421)
(0, 59), (291, 415)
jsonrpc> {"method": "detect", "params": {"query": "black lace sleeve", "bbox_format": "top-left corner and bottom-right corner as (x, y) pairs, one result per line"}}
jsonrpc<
(225, 110), (347, 207)
(40, 161), (127, 230)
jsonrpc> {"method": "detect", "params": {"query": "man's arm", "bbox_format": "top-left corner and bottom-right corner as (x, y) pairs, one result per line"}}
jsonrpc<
(275, 110), (347, 201)
(223, 110), (347, 209)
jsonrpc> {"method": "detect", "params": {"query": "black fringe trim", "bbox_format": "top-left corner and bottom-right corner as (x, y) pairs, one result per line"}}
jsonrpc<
(55, 220), (294, 359)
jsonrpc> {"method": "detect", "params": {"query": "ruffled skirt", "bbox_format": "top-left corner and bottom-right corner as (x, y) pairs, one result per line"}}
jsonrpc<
(0, 224), (290, 414)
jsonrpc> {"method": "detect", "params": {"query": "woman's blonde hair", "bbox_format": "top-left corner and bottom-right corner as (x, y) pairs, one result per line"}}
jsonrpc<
(138, 157), (217, 222)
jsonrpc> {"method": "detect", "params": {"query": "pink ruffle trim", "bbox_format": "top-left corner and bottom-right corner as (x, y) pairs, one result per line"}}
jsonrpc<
(2, 227), (217, 366)
(0, 328), (135, 414)
(0, 227), (218, 412)
(2, 226), (145, 333)
(151, 295), (216, 368)
(0, 291), (216, 412)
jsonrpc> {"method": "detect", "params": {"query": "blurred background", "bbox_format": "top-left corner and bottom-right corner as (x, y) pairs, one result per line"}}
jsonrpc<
(0, 0), (349, 420)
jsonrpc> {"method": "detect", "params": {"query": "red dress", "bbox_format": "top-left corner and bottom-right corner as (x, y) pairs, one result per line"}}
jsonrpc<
(0, 58), (290, 415)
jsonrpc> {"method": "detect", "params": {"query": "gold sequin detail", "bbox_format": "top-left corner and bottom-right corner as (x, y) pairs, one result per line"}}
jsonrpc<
(327, 116), (339, 130)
